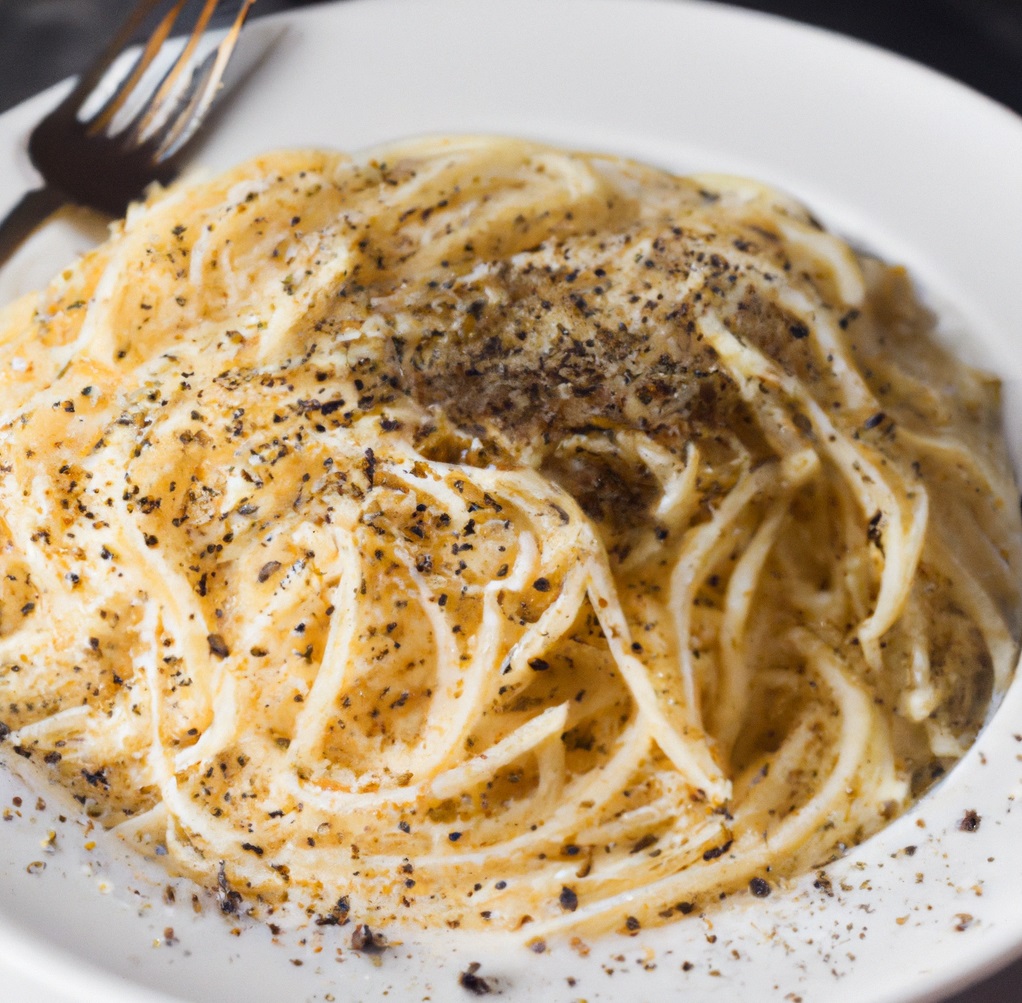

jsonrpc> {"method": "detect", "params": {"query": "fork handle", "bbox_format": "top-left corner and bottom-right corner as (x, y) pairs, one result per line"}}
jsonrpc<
(0, 187), (68, 272)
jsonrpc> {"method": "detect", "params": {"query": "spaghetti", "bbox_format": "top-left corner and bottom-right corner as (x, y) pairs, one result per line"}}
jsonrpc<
(0, 137), (1019, 936)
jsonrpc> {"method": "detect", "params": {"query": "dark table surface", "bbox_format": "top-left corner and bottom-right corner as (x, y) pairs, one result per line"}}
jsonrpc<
(0, 2), (1021, 1001)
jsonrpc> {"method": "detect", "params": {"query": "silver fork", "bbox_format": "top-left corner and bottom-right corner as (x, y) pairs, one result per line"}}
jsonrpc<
(0, 0), (256, 270)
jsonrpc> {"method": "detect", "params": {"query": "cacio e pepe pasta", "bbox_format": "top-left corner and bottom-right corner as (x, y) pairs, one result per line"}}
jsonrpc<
(0, 137), (1019, 937)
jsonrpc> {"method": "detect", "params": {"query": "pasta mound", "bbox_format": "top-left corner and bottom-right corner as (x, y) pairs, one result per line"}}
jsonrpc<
(0, 137), (1019, 936)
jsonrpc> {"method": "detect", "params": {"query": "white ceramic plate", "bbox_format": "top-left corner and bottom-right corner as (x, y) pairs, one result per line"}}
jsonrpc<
(2, 1), (1022, 1000)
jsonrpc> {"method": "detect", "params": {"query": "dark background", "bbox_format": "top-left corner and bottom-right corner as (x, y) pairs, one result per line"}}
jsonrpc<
(1, 1), (1021, 1001)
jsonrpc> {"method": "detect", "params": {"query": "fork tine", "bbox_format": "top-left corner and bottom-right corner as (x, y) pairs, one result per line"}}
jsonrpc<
(86, 0), (190, 135)
(130, 0), (223, 141)
(148, 1), (256, 161)
(59, 0), (173, 114)
(112, 0), (254, 157)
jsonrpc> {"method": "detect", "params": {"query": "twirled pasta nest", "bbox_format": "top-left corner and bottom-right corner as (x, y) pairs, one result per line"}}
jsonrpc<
(1, 137), (1019, 936)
